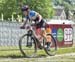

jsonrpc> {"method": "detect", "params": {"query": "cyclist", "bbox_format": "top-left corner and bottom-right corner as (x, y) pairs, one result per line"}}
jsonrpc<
(20, 5), (51, 50)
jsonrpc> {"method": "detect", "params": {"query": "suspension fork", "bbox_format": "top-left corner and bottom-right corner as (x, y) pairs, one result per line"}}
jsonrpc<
(26, 30), (33, 46)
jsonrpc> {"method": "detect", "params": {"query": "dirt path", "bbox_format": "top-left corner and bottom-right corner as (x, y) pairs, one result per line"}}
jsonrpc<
(0, 53), (75, 62)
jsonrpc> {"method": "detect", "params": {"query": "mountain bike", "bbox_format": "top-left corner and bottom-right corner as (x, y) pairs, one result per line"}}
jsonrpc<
(19, 25), (57, 58)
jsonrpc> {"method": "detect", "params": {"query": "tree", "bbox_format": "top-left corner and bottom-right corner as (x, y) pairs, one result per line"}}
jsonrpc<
(0, 0), (54, 20)
(20, 0), (54, 18)
(0, 0), (6, 17)
(0, 0), (20, 20)
(53, 0), (73, 19)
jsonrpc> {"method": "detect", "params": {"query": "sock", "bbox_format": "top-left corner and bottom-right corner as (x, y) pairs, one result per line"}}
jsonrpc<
(47, 42), (51, 48)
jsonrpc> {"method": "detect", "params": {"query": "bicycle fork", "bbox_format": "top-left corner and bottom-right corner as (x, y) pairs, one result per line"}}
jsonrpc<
(26, 36), (32, 47)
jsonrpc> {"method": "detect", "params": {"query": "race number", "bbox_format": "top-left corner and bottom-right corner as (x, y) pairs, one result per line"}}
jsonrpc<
(64, 28), (73, 41)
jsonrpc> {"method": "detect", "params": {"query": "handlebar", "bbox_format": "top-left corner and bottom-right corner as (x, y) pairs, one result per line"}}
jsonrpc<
(20, 26), (25, 29)
(20, 24), (36, 30)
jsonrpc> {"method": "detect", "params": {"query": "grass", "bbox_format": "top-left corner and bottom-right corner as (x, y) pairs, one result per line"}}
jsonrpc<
(0, 50), (22, 58)
(57, 47), (75, 54)
(0, 47), (75, 62)
(0, 46), (75, 58)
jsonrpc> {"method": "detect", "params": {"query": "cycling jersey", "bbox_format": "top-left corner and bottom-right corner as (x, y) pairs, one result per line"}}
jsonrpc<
(25, 10), (42, 23)
(24, 10), (46, 29)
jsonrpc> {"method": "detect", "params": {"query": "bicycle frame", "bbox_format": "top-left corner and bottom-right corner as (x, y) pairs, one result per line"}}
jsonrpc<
(19, 25), (57, 57)
(26, 25), (43, 40)
(25, 25), (52, 48)
(27, 29), (42, 47)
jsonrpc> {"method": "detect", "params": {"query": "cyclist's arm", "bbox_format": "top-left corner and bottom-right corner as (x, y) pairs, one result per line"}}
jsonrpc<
(37, 13), (42, 21)
(22, 15), (29, 26)
(20, 18), (29, 29)
(22, 18), (28, 27)
(36, 13), (42, 24)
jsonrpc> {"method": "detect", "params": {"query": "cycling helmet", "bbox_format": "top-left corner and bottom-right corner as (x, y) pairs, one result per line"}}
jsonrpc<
(21, 5), (29, 11)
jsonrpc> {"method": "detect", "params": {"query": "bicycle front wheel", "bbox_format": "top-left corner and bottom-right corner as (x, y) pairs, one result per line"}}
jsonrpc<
(43, 34), (57, 56)
(19, 34), (37, 58)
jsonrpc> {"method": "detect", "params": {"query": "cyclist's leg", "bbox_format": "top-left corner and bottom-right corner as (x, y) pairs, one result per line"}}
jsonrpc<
(45, 27), (52, 50)
(41, 24), (51, 50)
(34, 20), (45, 48)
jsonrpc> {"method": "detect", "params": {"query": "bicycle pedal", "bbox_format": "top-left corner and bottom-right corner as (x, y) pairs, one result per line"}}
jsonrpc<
(44, 45), (47, 48)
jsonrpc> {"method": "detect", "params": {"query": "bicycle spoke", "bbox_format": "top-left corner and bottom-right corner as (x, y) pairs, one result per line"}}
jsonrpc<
(19, 34), (37, 57)
(43, 34), (57, 56)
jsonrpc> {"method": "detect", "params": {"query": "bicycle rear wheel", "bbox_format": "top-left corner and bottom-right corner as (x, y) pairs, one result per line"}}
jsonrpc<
(19, 34), (37, 58)
(43, 34), (57, 56)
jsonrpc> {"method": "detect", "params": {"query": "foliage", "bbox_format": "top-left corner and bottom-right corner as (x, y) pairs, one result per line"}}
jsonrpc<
(18, 0), (54, 18)
(23, 0), (54, 18)
(53, 0), (74, 19)
(0, 0), (54, 20)
(0, 0), (19, 20)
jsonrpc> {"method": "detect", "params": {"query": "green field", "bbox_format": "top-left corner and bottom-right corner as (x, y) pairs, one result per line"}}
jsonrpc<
(0, 46), (75, 58)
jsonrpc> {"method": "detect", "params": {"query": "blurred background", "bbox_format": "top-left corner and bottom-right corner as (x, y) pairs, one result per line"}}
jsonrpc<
(0, 0), (75, 57)
(0, 0), (75, 21)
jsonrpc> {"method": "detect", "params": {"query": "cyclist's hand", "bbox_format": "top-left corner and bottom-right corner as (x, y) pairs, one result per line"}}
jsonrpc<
(31, 23), (36, 26)
(20, 26), (25, 29)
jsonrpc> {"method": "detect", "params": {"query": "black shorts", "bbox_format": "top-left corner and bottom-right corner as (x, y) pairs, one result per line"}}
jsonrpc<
(36, 19), (46, 29)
